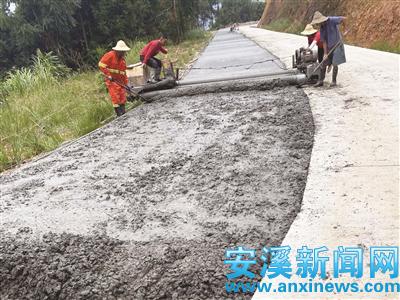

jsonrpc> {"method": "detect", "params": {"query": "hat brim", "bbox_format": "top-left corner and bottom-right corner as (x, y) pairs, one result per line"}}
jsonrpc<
(311, 16), (328, 25)
(112, 46), (131, 51)
(301, 29), (318, 35)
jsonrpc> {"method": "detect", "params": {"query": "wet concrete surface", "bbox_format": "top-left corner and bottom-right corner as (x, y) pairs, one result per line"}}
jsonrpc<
(180, 29), (285, 84)
(0, 29), (314, 299)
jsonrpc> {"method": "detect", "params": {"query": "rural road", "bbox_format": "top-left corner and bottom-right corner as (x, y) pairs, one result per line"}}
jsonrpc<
(240, 26), (399, 300)
(0, 29), (313, 299)
(180, 29), (283, 84)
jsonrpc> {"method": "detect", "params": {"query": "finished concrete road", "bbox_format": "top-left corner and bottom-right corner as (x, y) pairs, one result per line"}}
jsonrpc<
(0, 30), (313, 299)
(181, 29), (285, 84)
(240, 25), (400, 300)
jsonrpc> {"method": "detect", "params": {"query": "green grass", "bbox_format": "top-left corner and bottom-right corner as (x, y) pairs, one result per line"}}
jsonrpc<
(262, 18), (304, 35)
(0, 71), (117, 170)
(0, 30), (212, 172)
(125, 40), (147, 64)
(370, 40), (400, 54)
(125, 29), (213, 70)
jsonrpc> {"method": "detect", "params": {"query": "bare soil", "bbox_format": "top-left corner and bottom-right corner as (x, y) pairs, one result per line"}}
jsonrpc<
(259, 0), (400, 50)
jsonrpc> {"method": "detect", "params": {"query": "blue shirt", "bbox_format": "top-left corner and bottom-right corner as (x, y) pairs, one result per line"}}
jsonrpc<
(320, 16), (344, 50)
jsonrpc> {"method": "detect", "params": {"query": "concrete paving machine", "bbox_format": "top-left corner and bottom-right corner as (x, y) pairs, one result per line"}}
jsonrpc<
(126, 59), (177, 95)
(292, 47), (320, 83)
(125, 48), (314, 100)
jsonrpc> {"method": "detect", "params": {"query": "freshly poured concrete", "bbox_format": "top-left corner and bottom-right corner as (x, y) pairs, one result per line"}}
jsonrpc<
(0, 29), (313, 299)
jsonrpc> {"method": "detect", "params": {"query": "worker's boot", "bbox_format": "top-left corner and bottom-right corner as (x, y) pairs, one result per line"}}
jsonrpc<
(119, 104), (126, 116)
(329, 66), (338, 87)
(148, 68), (157, 84)
(154, 67), (162, 82)
(114, 105), (125, 117)
(314, 65), (326, 87)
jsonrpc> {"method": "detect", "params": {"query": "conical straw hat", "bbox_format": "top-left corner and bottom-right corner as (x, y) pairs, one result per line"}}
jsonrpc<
(112, 40), (131, 51)
(311, 11), (328, 25)
(301, 24), (318, 35)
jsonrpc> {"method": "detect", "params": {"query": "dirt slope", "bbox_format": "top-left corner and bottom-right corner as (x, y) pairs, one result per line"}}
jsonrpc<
(258, 0), (400, 50)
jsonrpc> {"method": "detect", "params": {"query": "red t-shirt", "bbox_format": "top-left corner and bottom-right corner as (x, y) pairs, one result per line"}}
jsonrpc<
(307, 31), (323, 48)
(140, 40), (168, 64)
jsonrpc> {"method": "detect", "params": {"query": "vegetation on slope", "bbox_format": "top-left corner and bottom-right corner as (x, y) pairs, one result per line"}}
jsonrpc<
(258, 0), (400, 54)
(0, 30), (212, 172)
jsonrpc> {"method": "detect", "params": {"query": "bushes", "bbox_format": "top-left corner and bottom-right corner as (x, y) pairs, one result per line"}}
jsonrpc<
(0, 68), (35, 97)
(371, 40), (400, 54)
(262, 18), (304, 35)
(125, 40), (147, 65)
(0, 50), (70, 99)
(0, 31), (212, 172)
(123, 30), (212, 69)
(0, 52), (113, 171)
(184, 28), (208, 41)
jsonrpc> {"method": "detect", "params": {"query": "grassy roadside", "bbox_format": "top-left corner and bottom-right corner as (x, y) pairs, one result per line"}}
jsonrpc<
(0, 30), (213, 172)
(370, 40), (400, 54)
(125, 30), (213, 71)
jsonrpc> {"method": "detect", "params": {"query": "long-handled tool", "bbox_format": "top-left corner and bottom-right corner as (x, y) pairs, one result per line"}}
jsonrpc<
(312, 29), (350, 74)
(101, 74), (148, 102)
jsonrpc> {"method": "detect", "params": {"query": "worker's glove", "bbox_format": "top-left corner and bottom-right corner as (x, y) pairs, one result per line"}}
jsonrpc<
(107, 76), (113, 82)
(323, 54), (328, 60)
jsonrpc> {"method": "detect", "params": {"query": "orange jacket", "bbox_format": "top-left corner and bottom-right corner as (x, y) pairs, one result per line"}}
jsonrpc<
(98, 50), (128, 84)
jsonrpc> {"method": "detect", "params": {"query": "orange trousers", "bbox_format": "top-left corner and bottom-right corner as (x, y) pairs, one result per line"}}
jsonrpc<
(106, 82), (126, 107)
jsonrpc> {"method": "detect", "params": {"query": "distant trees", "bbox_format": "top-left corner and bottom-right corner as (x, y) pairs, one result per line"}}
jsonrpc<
(214, 0), (264, 28)
(0, 0), (265, 75)
(1, 0), (84, 72)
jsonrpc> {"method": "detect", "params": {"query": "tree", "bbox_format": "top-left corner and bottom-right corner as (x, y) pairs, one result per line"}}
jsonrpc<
(214, 0), (264, 28)
(0, 0), (213, 75)
(197, 0), (219, 29)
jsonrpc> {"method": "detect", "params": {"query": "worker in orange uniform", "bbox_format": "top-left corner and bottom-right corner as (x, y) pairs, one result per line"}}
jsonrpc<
(99, 40), (131, 117)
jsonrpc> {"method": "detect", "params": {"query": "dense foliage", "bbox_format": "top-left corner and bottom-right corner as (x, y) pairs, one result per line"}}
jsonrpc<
(0, 0), (263, 74)
(0, 31), (212, 171)
(214, 0), (264, 28)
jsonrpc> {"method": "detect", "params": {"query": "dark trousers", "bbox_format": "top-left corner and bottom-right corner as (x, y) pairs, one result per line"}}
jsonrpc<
(114, 104), (126, 117)
(317, 47), (324, 63)
(140, 55), (162, 80)
(140, 55), (162, 69)
(319, 47), (338, 83)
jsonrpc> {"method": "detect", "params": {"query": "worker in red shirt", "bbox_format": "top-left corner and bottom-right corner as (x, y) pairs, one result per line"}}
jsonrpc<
(301, 24), (324, 63)
(140, 36), (168, 83)
(99, 40), (130, 117)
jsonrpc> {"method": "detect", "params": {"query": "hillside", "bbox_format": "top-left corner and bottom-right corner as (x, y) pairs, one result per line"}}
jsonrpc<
(257, 0), (400, 52)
